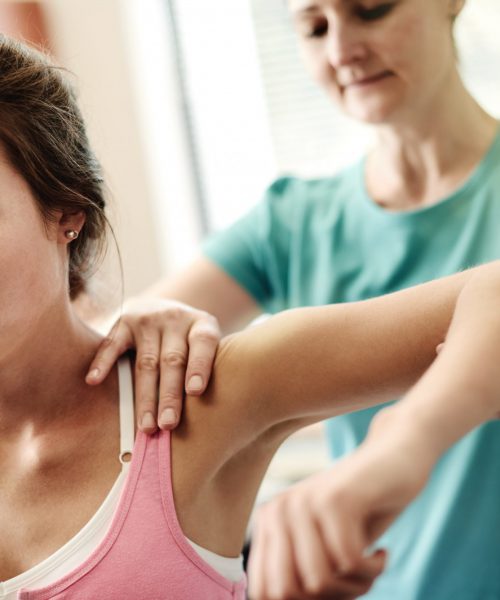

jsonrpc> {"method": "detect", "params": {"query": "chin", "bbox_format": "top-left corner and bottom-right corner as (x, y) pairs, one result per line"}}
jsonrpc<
(343, 96), (402, 125)
(329, 78), (405, 125)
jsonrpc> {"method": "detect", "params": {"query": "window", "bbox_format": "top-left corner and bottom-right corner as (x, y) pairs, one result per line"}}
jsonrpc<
(170, 0), (500, 232)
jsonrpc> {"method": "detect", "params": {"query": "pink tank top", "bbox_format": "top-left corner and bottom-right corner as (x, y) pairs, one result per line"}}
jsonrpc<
(18, 429), (247, 599)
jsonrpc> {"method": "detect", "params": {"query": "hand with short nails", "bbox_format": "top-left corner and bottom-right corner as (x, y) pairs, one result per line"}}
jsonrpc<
(86, 297), (221, 432)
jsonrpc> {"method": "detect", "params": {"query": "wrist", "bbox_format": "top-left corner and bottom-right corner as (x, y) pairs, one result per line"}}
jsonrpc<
(365, 405), (441, 469)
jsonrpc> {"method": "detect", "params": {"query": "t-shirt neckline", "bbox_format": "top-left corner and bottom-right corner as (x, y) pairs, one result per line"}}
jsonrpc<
(355, 123), (500, 222)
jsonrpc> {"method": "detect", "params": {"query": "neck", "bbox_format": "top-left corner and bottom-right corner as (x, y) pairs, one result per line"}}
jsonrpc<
(0, 299), (103, 432)
(366, 69), (498, 209)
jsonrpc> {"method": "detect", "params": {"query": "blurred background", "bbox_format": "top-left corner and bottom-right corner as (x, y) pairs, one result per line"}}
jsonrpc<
(2, 0), (499, 296)
(2, 0), (499, 498)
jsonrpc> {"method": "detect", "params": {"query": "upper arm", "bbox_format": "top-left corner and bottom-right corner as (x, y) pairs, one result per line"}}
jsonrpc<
(234, 270), (471, 431)
(174, 265), (480, 482)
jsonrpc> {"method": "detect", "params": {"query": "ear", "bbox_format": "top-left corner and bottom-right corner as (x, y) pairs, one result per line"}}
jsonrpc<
(57, 210), (86, 245)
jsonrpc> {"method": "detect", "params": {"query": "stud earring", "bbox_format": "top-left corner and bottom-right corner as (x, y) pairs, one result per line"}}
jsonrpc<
(65, 230), (79, 241)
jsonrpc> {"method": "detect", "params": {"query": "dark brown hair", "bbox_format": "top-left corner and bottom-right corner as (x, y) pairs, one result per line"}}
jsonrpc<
(0, 34), (107, 299)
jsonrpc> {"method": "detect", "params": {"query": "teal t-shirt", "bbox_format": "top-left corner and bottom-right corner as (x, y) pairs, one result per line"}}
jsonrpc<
(203, 129), (500, 599)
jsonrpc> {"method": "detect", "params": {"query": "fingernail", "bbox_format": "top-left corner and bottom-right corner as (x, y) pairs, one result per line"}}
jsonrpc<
(188, 375), (203, 392)
(160, 408), (177, 428)
(141, 412), (156, 430)
(86, 368), (100, 382)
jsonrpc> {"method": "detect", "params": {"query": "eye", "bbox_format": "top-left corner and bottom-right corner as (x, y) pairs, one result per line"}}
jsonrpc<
(302, 19), (328, 38)
(355, 3), (395, 22)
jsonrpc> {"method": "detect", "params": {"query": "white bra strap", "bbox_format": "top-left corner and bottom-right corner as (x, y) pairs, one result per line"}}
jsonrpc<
(117, 357), (135, 466)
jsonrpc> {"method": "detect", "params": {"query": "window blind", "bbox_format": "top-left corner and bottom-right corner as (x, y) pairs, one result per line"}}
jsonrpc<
(170, 0), (500, 229)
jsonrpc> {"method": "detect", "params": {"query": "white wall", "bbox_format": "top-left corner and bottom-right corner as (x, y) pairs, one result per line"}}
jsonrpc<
(42, 0), (200, 303)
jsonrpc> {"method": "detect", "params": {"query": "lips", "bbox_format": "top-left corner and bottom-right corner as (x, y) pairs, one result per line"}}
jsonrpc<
(341, 70), (394, 89)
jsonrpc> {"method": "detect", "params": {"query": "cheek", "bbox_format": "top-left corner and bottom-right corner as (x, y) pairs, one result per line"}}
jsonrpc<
(0, 248), (35, 333)
(376, 12), (451, 82)
(376, 15), (423, 69)
(0, 226), (61, 316)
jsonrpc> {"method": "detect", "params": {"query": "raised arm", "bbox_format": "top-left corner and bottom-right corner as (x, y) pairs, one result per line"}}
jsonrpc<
(249, 262), (500, 599)
(172, 262), (497, 560)
(211, 262), (479, 439)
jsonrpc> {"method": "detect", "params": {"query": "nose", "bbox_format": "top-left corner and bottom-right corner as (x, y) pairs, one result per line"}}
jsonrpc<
(325, 19), (367, 68)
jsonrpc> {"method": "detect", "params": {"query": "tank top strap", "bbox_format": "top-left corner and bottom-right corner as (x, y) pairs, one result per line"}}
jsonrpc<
(117, 357), (135, 466)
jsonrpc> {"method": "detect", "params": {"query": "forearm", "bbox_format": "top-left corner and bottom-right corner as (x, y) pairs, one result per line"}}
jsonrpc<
(378, 264), (500, 459)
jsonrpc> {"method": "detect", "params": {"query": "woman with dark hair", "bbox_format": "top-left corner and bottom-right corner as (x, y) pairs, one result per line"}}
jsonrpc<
(2, 32), (500, 600)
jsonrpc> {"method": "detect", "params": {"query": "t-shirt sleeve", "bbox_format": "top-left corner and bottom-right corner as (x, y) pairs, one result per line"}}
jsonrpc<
(202, 177), (297, 314)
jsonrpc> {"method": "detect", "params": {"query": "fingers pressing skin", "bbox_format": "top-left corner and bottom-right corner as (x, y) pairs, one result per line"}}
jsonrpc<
(248, 498), (385, 600)
(249, 501), (302, 600)
(288, 497), (339, 595)
(86, 299), (222, 433)
(87, 319), (162, 433)
(156, 311), (221, 430)
(250, 401), (435, 599)
(323, 552), (386, 600)
(134, 326), (162, 432)
(184, 316), (221, 395)
(315, 492), (364, 574)
(86, 320), (134, 385)
(247, 512), (268, 599)
(157, 325), (188, 429)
